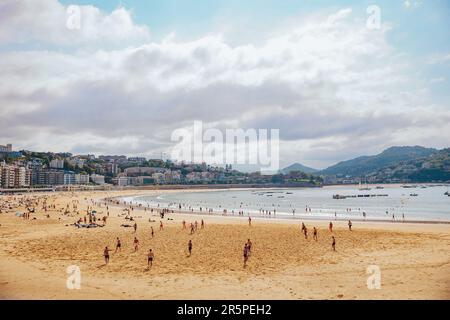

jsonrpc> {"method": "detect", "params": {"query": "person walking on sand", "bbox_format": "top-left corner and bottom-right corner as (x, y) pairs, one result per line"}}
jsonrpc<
(201, 219), (204, 229)
(190, 223), (195, 234)
(248, 216), (252, 226)
(151, 226), (154, 238)
(104, 246), (112, 264)
(243, 243), (249, 267)
(331, 236), (336, 251)
(188, 240), (193, 256)
(348, 220), (352, 231)
(133, 222), (137, 233)
(301, 222), (306, 233)
(303, 226), (308, 239)
(160, 221), (164, 231)
(133, 237), (140, 252)
(246, 239), (252, 255)
(115, 237), (121, 253)
(313, 227), (318, 241)
(329, 222), (333, 233)
(182, 220), (186, 229)
(147, 249), (154, 267)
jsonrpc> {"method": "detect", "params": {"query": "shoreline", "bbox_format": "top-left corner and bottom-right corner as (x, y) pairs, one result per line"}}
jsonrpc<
(105, 188), (450, 226)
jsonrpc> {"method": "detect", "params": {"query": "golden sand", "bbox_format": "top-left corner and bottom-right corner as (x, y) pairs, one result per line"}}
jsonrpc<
(0, 190), (449, 299)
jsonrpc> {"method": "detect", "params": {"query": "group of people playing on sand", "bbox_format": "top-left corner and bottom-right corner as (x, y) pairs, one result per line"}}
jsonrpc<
(100, 207), (349, 268)
(182, 219), (205, 234)
(104, 237), (195, 268)
(297, 220), (353, 251)
(103, 215), (208, 267)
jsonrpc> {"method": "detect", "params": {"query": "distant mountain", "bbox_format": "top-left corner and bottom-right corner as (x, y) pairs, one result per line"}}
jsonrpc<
(319, 146), (438, 177)
(280, 163), (318, 174)
(369, 148), (450, 182)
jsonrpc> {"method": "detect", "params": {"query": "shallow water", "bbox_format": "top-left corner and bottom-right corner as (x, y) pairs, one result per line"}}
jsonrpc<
(124, 184), (450, 222)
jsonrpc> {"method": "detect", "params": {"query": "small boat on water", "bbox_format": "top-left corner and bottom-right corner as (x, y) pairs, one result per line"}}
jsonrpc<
(410, 193), (418, 197)
(375, 186), (384, 189)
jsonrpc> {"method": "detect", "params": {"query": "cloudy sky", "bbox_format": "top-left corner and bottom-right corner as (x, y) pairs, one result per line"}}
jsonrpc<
(1, 0), (449, 169)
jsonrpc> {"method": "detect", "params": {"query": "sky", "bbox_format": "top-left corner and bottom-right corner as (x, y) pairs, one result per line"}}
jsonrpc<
(0, 0), (449, 170)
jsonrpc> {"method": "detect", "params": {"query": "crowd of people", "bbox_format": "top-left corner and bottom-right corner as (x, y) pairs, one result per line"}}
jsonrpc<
(1, 192), (355, 272)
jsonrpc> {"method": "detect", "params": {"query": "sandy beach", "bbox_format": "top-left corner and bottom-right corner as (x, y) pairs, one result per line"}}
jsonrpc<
(0, 189), (449, 300)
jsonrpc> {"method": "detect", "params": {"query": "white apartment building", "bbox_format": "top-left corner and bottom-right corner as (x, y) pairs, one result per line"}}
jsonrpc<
(64, 173), (76, 185)
(75, 174), (90, 185)
(90, 174), (105, 185)
(0, 144), (12, 152)
(50, 159), (65, 169)
(0, 164), (31, 188)
(117, 176), (129, 186)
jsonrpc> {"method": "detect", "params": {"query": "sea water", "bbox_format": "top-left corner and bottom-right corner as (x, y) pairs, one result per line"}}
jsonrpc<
(124, 184), (450, 222)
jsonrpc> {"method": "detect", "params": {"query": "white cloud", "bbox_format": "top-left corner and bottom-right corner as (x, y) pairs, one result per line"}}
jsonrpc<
(0, 0), (150, 47)
(426, 53), (450, 65)
(0, 1), (448, 167)
(403, 1), (422, 9)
